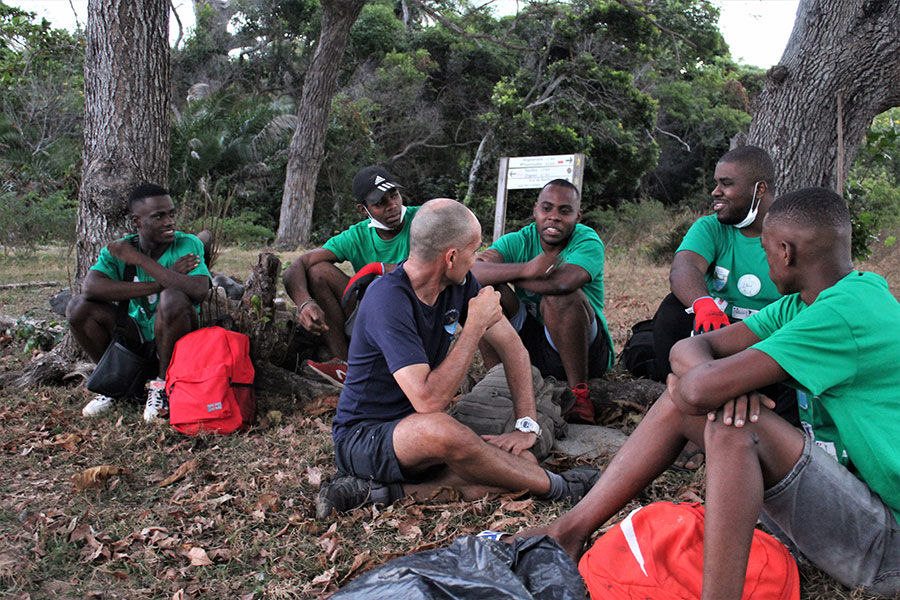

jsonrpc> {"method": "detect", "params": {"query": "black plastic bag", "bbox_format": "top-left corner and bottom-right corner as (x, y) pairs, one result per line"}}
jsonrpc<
(330, 535), (587, 600)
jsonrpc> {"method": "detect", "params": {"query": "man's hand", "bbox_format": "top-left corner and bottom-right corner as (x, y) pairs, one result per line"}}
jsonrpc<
(107, 240), (144, 265)
(467, 286), (503, 333)
(709, 391), (776, 427)
(521, 252), (559, 280)
(341, 262), (385, 309)
(171, 253), (200, 274)
(482, 430), (536, 456)
(692, 296), (730, 335)
(297, 300), (329, 335)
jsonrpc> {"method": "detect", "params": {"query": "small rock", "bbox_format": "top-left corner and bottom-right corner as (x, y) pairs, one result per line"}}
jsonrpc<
(553, 424), (628, 460)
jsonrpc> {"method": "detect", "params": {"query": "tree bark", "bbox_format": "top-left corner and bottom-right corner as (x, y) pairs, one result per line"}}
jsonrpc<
(274, 0), (366, 249)
(746, 0), (900, 193)
(75, 0), (170, 289)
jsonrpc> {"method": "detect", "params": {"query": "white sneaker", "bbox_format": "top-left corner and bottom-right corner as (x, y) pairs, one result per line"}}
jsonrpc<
(82, 394), (115, 417)
(143, 379), (169, 422)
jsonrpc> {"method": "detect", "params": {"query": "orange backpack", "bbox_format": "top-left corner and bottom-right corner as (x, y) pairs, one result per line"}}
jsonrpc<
(579, 502), (799, 600)
(165, 327), (256, 435)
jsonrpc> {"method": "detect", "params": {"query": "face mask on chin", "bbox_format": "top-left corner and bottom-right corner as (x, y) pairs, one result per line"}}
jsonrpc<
(366, 204), (407, 231)
(734, 181), (762, 229)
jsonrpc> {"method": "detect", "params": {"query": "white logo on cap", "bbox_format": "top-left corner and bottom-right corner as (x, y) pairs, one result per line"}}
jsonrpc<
(374, 175), (385, 185)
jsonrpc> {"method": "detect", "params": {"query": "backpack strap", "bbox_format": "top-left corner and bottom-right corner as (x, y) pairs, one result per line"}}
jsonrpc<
(113, 237), (140, 338)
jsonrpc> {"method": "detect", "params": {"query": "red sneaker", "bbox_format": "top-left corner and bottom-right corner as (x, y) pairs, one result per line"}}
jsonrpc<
(304, 358), (348, 389)
(565, 383), (596, 424)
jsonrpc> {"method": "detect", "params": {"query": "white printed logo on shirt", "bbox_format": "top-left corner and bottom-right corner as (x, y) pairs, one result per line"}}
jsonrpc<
(737, 274), (762, 297)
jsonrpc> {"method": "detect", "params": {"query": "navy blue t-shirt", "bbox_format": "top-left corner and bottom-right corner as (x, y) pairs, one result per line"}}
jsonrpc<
(332, 263), (481, 441)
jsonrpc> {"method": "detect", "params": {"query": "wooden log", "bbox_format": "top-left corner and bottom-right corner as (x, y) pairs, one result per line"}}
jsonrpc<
(0, 281), (61, 289)
(254, 361), (339, 404)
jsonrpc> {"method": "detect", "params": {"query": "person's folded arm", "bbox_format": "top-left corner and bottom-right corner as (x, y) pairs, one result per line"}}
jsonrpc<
(82, 270), (162, 302)
(511, 263), (590, 296)
(672, 346), (788, 415)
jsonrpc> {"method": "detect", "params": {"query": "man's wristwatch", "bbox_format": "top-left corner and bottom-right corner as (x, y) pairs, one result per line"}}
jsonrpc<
(515, 416), (542, 438)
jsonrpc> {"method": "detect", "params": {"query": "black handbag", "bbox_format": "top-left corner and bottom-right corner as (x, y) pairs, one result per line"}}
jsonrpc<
(85, 255), (158, 398)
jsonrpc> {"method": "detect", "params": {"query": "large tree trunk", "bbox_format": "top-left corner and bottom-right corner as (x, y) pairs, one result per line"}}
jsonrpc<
(75, 0), (171, 288)
(274, 0), (366, 249)
(746, 0), (900, 193)
(20, 0), (170, 387)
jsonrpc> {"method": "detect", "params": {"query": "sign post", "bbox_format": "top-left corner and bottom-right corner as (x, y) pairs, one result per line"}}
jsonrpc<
(493, 153), (584, 243)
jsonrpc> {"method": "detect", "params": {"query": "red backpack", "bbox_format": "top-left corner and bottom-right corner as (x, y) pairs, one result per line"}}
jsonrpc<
(579, 502), (799, 600)
(165, 327), (256, 435)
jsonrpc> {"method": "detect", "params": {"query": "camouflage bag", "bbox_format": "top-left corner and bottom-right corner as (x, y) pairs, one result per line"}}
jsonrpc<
(450, 364), (571, 460)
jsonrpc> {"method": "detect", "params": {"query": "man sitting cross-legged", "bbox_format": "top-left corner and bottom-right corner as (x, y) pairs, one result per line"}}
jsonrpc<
(67, 183), (211, 421)
(516, 188), (900, 598)
(471, 179), (614, 424)
(284, 165), (418, 387)
(316, 198), (600, 519)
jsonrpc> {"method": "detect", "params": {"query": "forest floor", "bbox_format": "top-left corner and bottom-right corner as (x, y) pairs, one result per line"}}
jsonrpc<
(0, 240), (897, 599)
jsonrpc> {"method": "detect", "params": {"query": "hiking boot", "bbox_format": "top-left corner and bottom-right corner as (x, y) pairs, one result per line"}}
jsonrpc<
(82, 394), (115, 417)
(304, 358), (348, 389)
(316, 473), (390, 519)
(559, 466), (602, 503)
(144, 379), (169, 422)
(564, 383), (596, 425)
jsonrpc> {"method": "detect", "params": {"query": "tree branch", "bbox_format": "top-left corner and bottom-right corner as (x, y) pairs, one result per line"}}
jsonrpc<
(404, 0), (528, 51)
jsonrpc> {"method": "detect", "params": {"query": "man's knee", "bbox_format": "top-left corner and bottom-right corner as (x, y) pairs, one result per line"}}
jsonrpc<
(540, 290), (588, 322)
(307, 261), (346, 296)
(400, 413), (482, 459)
(155, 289), (193, 324)
(66, 294), (110, 329)
(704, 413), (759, 455)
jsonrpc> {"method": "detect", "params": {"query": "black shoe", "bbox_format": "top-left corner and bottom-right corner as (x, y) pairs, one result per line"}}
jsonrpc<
(316, 473), (385, 519)
(559, 466), (602, 503)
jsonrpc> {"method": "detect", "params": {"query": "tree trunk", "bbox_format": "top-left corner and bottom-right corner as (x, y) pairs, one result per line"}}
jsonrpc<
(20, 0), (170, 387)
(746, 0), (900, 193)
(463, 129), (493, 206)
(75, 0), (170, 289)
(274, 0), (366, 249)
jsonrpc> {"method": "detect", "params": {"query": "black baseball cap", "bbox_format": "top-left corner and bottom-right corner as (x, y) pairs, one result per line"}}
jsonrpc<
(352, 165), (402, 205)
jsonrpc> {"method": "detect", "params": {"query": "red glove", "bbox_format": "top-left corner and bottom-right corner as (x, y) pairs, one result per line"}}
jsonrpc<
(342, 262), (385, 309)
(692, 297), (730, 335)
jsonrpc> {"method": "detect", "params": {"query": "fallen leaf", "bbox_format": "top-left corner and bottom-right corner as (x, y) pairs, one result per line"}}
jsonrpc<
(71, 466), (130, 491)
(499, 498), (534, 513)
(188, 546), (213, 566)
(254, 493), (280, 513)
(157, 459), (200, 488)
(306, 466), (322, 487)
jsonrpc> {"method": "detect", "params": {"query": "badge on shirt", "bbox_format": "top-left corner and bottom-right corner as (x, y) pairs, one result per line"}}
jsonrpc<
(737, 274), (762, 297)
(712, 266), (729, 292)
(444, 308), (460, 335)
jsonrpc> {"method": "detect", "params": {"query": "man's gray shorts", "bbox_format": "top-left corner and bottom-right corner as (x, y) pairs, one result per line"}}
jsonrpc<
(761, 433), (900, 596)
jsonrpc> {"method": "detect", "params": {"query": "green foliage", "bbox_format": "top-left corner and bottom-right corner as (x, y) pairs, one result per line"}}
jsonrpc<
(0, 190), (76, 250)
(170, 88), (296, 230)
(845, 108), (900, 260)
(583, 198), (671, 247)
(0, 3), (83, 197)
(5, 314), (63, 353)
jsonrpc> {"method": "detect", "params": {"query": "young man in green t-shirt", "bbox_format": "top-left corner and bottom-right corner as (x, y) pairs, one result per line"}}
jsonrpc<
(517, 188), (900, 598)
(471, 179), (613, 424)
(283, 166), (419, 387)
(67, 183), (212, 421)
(651, 146), (797, 470)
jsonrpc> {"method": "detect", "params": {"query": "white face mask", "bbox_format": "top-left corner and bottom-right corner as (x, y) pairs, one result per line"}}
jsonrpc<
(366, 204), (407, 231)
(734, 181), (762, 229)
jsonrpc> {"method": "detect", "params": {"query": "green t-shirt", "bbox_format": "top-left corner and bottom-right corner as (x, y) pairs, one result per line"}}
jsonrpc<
(322, 205), (420, 272)
(677, 215), (781, 320)
(489, 222), (613, 369)
(744, 271), (900, 523)
(90, 232), (211, 341)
